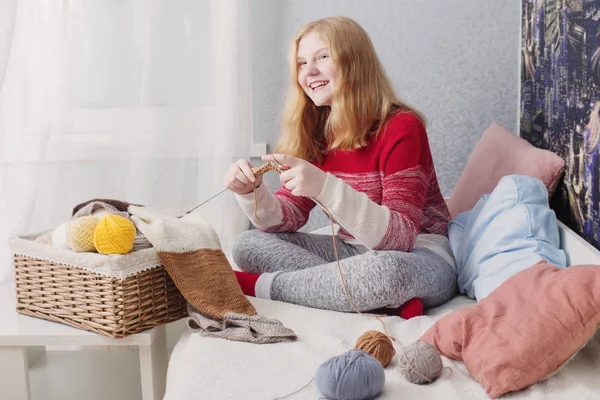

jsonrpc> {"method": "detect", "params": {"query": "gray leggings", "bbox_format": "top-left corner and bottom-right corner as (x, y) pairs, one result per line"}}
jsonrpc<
(232, 230), (457, 312)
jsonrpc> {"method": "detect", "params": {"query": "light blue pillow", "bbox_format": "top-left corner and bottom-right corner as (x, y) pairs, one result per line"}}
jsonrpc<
(448, 174), (567, 301)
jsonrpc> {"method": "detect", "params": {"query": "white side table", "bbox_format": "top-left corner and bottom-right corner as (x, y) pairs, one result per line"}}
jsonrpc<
(0, 283), (168, 400)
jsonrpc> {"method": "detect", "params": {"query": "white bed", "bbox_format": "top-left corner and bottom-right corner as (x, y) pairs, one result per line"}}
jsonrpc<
(163, 221), (600, 400)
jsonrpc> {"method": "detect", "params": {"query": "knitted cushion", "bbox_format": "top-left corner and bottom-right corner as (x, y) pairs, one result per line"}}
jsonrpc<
(447, 122), (564, 219)
(420, 262), (600, 398)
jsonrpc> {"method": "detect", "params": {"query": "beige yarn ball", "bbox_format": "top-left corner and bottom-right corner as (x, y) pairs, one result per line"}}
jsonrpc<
(93, 214), (136, 255)
(66, 216), (100, 252)
(397, 340), (443, 384)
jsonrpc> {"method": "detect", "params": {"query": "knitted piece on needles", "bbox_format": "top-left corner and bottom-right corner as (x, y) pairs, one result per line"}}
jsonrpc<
(128, 205), (296, 344)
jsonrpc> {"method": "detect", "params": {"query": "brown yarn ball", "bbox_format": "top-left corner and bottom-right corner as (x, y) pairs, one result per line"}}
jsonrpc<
(354, 330), (396, 367)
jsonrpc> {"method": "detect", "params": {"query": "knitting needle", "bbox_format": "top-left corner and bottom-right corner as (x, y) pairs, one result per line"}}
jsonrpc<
(182, 188), (229, 216)
(180, 158), (288, 217)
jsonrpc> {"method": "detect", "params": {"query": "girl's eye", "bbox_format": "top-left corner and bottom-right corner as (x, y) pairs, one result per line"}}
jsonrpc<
(298, 61), (306, 68)
(318, 54), (328, 60)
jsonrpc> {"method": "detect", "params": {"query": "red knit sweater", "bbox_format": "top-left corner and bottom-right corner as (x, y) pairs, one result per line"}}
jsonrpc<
(237, 112), (451, 252)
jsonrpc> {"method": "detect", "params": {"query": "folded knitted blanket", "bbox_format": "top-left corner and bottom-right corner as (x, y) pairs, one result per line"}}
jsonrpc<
(128, 205), (297, 344)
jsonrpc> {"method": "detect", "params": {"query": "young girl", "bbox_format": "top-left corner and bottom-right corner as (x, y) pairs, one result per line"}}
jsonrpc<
(224, 16), (457, 318)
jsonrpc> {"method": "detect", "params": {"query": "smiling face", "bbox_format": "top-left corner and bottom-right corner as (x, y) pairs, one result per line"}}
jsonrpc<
(296, 31), (338, 107)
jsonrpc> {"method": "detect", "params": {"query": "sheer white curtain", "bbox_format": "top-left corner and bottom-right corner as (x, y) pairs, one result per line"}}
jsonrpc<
(0, 0), (252, 284)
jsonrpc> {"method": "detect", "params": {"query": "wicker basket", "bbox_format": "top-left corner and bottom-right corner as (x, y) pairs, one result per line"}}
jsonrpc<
(9, 233), (188, 338)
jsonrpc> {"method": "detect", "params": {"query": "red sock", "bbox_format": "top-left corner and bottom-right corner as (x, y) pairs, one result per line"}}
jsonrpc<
(396, 298), (424, 319)
(371, 298), (424, 320)
(233, 270), (260, 297)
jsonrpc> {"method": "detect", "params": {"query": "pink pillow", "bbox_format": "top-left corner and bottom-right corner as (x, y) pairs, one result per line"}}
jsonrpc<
(420, 262), (600, 398)
(447, 122), (564, 218)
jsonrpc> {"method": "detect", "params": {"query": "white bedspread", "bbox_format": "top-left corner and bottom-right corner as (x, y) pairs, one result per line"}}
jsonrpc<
(164, 295), (600, 399)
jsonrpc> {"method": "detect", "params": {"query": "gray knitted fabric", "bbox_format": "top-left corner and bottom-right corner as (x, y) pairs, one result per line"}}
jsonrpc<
(232, 230), (457, 312)
(186, 304), (297, 344)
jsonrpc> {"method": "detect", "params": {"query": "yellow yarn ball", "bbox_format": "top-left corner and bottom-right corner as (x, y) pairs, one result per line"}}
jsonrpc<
(93, 214), (136, 255)
(66, 216), (100, 252)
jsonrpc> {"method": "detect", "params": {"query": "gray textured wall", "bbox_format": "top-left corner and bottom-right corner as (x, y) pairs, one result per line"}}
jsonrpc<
(250, 0), (521, 230)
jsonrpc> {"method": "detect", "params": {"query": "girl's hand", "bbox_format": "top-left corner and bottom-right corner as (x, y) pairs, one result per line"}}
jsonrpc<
(224, 159), (263, 195)
(262, 154), (326, 197)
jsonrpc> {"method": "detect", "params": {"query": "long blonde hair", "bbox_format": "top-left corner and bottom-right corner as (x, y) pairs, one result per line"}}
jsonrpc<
(274, 16), (425, 164)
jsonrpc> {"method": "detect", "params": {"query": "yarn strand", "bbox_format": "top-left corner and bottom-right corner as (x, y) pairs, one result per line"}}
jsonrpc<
(271, 377), (314, 400)
(313, 198), (395, 341)
(190, 156), (395, 345)
(260, 154), (394, 342)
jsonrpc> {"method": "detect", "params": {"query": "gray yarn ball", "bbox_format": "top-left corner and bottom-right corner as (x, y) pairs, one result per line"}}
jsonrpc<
(397, 341), (443, 384)
(315, 349), (385, 400)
